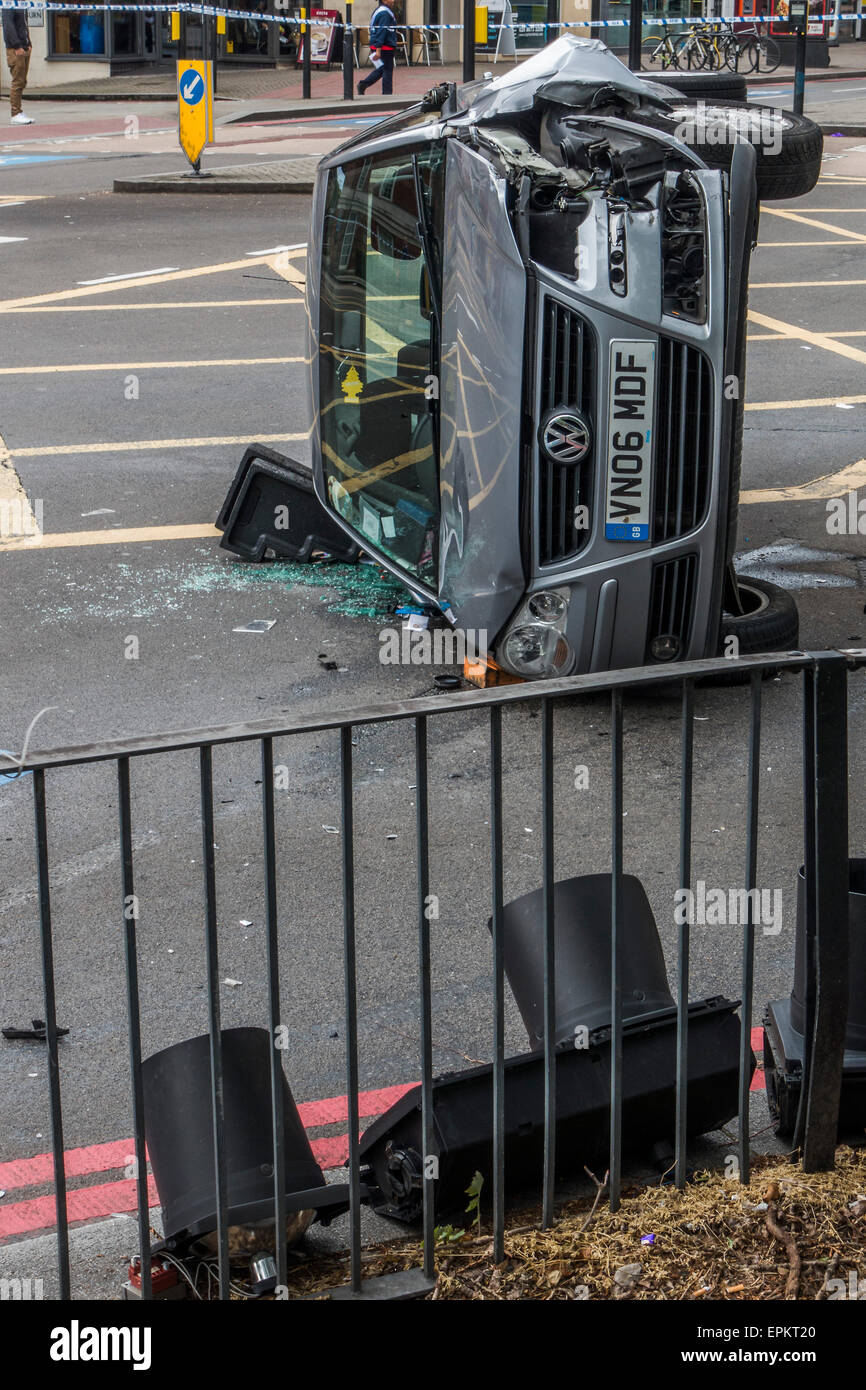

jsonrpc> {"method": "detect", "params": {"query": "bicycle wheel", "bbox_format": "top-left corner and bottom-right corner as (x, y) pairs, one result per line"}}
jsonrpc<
(754, 35), (781, 73)
(641, 36), (670, 70)
(674, 34), (707, 71)
(705, 38), (723, 71)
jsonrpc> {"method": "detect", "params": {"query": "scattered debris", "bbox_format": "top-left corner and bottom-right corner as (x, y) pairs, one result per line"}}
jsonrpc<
(233, 620), (276, 634)
(318, 653), (338, 670)
(239, 919), (253, 928)
(322, 825), (339, 835)
(222, 978), (243, 988)
(3, 1018), (70, 1042)
(613, 1262), (642, 1289)
(434, 675), (462, 692)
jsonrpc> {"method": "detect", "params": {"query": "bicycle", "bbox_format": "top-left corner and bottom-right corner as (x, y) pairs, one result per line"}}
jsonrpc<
(709, 17), (782, 74)
(641, 32), (681, 71)
(673, 23), (720, 71)
(740, 23), (781, 73)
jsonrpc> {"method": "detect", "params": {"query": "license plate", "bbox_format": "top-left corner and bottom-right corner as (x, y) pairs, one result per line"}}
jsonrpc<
(604, 339), (656, 542)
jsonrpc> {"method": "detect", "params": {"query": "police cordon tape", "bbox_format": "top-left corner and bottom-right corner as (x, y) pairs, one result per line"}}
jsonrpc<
(1, 1), (864, 28)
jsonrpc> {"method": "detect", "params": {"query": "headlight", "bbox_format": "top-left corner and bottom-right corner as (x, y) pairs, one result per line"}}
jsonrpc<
(502, 624), (575, 679)
(527, 591), (567, 622)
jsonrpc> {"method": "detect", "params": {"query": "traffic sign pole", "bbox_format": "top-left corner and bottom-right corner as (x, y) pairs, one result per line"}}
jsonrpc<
(302, 9), (311, 100)
(343, 1), (354, 102)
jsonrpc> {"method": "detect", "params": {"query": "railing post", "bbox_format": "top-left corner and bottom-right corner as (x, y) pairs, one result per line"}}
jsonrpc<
(609, 688), (624, 1211)
(737, 672), (762, 1187)
(802, 653), (849, 1170)
(541, 697), (556, 1228)
(118, 757), (152, 1300)
(32, 769), (71, 1301)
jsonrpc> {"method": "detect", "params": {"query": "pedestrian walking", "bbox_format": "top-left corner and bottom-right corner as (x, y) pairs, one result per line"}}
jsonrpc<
(357, 2), (398, 97)
(3, 5), (34, 125)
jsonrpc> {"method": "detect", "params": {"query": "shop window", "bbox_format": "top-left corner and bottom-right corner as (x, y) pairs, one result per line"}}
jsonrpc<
(111, 12), (139, 56)
(51, 10), (107, 54)
(225, 0), (271, 55)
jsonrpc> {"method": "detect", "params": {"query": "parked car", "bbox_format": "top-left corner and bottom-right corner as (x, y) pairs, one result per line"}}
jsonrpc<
(218, 36), (820, 678)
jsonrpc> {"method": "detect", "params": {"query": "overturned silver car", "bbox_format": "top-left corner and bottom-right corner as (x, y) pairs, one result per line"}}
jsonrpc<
(219, 37), (817, 678)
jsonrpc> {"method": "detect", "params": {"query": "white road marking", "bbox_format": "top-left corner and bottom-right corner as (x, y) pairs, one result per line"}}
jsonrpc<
(76, 267), (179, 286)
(0, 236), (27, 244)
(245, 242), (308, 255)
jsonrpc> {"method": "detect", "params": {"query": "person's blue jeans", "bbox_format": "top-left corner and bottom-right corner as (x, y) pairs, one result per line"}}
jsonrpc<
(359, 48), (394, 95)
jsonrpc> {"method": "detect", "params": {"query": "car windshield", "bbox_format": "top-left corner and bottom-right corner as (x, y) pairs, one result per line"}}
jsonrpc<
(319, 145), (444, 589)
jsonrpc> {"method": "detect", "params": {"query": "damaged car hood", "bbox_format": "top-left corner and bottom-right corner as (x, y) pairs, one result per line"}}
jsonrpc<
(456, 35), (668, 122)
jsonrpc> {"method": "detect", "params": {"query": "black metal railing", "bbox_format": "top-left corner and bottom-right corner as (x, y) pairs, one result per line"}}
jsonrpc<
(9, 648), (864, 1299)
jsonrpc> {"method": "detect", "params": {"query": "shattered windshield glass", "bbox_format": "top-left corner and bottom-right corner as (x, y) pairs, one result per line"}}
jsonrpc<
(319, 145), (444, 589)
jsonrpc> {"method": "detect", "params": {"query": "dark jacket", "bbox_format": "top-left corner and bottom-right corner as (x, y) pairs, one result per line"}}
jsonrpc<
(2, 8), (31, 49)
(368, 4), (397, 50)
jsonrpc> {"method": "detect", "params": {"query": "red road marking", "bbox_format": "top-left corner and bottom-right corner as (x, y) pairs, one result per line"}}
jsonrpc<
(0, 1082), (415, 1197)
(751, 1025), (766, 1091)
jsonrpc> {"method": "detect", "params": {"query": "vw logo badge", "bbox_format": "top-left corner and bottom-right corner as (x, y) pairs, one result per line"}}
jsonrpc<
(541, 412), (591, 465)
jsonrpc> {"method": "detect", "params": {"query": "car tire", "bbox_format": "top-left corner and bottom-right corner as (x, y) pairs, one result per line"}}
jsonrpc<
(722, 576), (799, 654)
(700, 577), (799, 685)
(648, 103), (823, 200)
(644, 70), (748, 103)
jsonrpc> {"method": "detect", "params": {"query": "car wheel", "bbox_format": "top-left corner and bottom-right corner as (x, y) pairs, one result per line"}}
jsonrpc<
(643, 70), (748, 103)
(649, 103), (823, 200)
(700, 577), (799, 686)
(722, 576), (800, 655)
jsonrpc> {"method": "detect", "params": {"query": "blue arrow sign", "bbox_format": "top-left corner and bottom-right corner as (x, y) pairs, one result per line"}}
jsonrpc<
(179, 70), (205, 106)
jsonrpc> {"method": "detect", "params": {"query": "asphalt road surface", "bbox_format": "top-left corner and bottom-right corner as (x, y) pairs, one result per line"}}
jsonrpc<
(1, 135), (865, 1293)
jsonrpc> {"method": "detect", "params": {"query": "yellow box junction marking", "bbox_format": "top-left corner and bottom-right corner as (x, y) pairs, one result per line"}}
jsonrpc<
(759, 206), (866, 244)
(747, 309), (866, 368)
(741, 458), (866, 505)
(0, 249), (306, 314)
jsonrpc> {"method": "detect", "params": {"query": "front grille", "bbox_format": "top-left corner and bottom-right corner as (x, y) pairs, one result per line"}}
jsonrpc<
(653, 337), (713, 544)
(538, 300), (595, 566)
(645, 553), (697, 661)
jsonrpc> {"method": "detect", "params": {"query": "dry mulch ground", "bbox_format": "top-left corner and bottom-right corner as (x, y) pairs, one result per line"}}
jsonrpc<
(290, 1147), (866, 1300)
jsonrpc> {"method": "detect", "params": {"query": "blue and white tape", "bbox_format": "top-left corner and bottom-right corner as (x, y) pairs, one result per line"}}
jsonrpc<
(2, 3), (863, 30)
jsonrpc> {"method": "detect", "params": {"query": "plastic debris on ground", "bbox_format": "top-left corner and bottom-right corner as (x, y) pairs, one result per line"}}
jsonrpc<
(3, 1019), (70, 1042)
